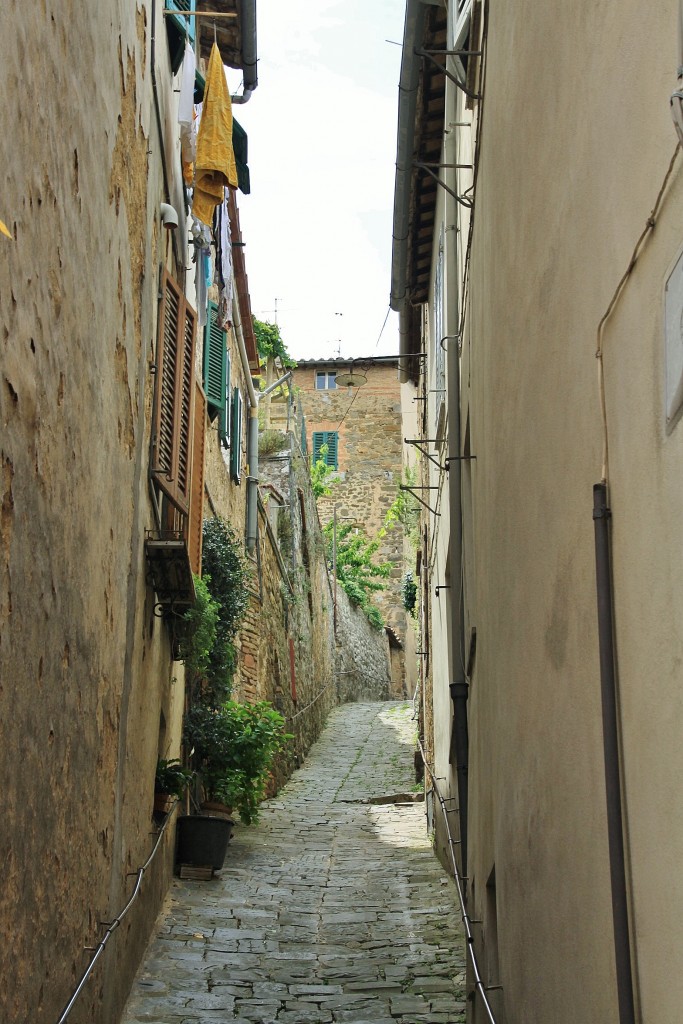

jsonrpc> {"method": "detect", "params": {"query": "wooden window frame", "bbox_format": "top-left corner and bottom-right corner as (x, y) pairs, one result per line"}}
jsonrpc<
(152, 270), (197, 516)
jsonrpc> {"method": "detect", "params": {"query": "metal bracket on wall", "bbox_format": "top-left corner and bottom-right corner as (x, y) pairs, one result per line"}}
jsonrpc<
(445, 454), (477, 470)
(404, 437), (447, 472)
(415, 48), (482, 101)
(399, 484), (440, 517)
(414, 161), (474, 210)
(435, 584), (451, 597)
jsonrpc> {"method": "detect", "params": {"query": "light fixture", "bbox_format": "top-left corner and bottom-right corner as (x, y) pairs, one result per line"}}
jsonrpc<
(335, 368), (367, 388)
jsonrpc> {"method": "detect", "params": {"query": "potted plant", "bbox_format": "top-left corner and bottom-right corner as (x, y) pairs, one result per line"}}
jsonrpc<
(184, 700), (292, 825)
(154, 758), (194, 815)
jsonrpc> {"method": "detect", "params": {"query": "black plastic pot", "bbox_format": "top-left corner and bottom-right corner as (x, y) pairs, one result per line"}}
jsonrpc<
(176, 815), (234, 871)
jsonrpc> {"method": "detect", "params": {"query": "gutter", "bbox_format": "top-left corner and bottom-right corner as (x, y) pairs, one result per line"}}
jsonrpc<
(390, 0), (427, 381)
(233, 0), (258, 103)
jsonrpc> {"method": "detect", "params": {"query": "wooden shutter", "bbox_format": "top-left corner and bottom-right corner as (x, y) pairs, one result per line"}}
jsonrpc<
(312, 431), (338, 469)
(326, 431), (338, 469)
(165, 0), (196, 43)
(187, 381), (206, 575)
(230, 386), (243, 483)
(222, 348), (231, 449)
(203, 301), (227, 438)
(152, 270), (197, 515)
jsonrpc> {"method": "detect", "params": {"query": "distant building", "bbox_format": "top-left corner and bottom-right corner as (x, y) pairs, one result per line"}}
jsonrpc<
(282, 357), (412, 697)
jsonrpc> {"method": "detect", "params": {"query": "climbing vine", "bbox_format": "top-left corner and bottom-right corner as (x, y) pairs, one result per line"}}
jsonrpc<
(323, 521), (391, 630)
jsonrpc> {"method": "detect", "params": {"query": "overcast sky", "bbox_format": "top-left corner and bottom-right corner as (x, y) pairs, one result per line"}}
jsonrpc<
(228, 0), (405, 363)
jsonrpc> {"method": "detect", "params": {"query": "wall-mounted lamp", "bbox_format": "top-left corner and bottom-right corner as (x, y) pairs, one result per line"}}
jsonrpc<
(435, 585), (451, 597)
(160, 202), (179, 231)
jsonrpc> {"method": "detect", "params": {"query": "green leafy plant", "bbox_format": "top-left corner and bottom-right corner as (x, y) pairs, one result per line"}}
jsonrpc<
(402, 571), (418, 615)
(177, 575), (219, 680)
(155, 759), (195, 797)
(200, 517), (250, 704)
(253, 318), (296, 368)
(324, 521), (391, 630)
(184, 701), (292, 824)
(259, 429), (289, 457)
(310, 444), (337, 499)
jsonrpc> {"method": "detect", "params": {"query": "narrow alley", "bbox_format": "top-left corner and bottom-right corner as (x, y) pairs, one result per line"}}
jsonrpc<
(122, 702), (466, 1024)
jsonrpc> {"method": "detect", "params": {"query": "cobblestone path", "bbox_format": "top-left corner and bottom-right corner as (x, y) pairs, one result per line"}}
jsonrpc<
(122, 701), (466, 1024)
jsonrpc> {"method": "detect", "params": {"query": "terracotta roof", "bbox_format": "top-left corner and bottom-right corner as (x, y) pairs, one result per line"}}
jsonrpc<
(294, 357), (399, 368)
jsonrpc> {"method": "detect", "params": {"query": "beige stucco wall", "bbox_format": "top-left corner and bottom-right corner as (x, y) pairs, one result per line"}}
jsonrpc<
(459, 1), (683, 1021)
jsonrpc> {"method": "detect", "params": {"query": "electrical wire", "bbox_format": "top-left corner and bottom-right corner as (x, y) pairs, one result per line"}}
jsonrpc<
(595, 142), (681, 484)
(374, 305), (392, 350)
(335, 385), (362, 431)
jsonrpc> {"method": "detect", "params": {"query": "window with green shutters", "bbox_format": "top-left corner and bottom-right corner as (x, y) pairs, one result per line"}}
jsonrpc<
(203, 301), (230, 448)
(165, 0), (196, 45)
(312, 431), (338, 469)
(230, 387), (244, 483)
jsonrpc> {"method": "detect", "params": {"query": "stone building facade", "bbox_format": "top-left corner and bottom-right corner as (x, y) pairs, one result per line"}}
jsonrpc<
(279, 358), (409, 696)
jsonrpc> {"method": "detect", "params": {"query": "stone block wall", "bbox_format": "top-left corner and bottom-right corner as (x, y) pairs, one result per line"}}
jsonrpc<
(335, 587), (392, 703)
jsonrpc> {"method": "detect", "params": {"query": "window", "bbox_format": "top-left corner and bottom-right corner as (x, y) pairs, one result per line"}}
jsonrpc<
(312, 431), (338, 469)
(230, 387), (244, 483)
(203, 301), (231, 449)
(315, 371), (337, 390)
(152, 270), (197, 516)
(164, 0), (196, 74)
(165, 0), (196, 44)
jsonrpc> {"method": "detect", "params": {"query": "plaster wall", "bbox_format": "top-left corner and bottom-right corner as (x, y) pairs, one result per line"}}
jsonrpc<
(462, 1), (683, 1020)
(0, 3), (195, 1021)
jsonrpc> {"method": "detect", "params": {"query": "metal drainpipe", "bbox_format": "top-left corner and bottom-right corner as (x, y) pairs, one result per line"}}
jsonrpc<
(233, 0), (258, 104)
(150, 0), (182, 278)
(592, 483), (637, 1024)
(444, 59), (469, 877)
(232, 293), (259, 552)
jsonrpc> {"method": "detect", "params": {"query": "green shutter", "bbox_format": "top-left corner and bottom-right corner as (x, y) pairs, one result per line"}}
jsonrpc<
(312, 431), (338, 469)
(326, 432), (338, 469)
(230, 387), (243, 483)
(203, 301), (227, 425)
(165, 0), (196, 44)
(220, 348), (231, 449)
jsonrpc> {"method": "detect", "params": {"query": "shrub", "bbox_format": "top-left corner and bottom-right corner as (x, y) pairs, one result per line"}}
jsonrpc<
(184, 700), (292, 824)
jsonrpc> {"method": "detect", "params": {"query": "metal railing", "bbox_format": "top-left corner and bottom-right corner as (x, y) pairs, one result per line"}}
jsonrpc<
(417, 737), (499, 1024)
(54, 803), (177, 1024)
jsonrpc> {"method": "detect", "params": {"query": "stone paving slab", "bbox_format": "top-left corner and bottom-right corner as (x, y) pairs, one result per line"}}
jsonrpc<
(122, 702), (466, 1023)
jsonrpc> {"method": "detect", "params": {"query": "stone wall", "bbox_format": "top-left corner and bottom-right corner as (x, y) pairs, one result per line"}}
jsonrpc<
(0, 5), (190, 1023)
(335, 586), (392, 703)
(255, 434), (338, 785)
